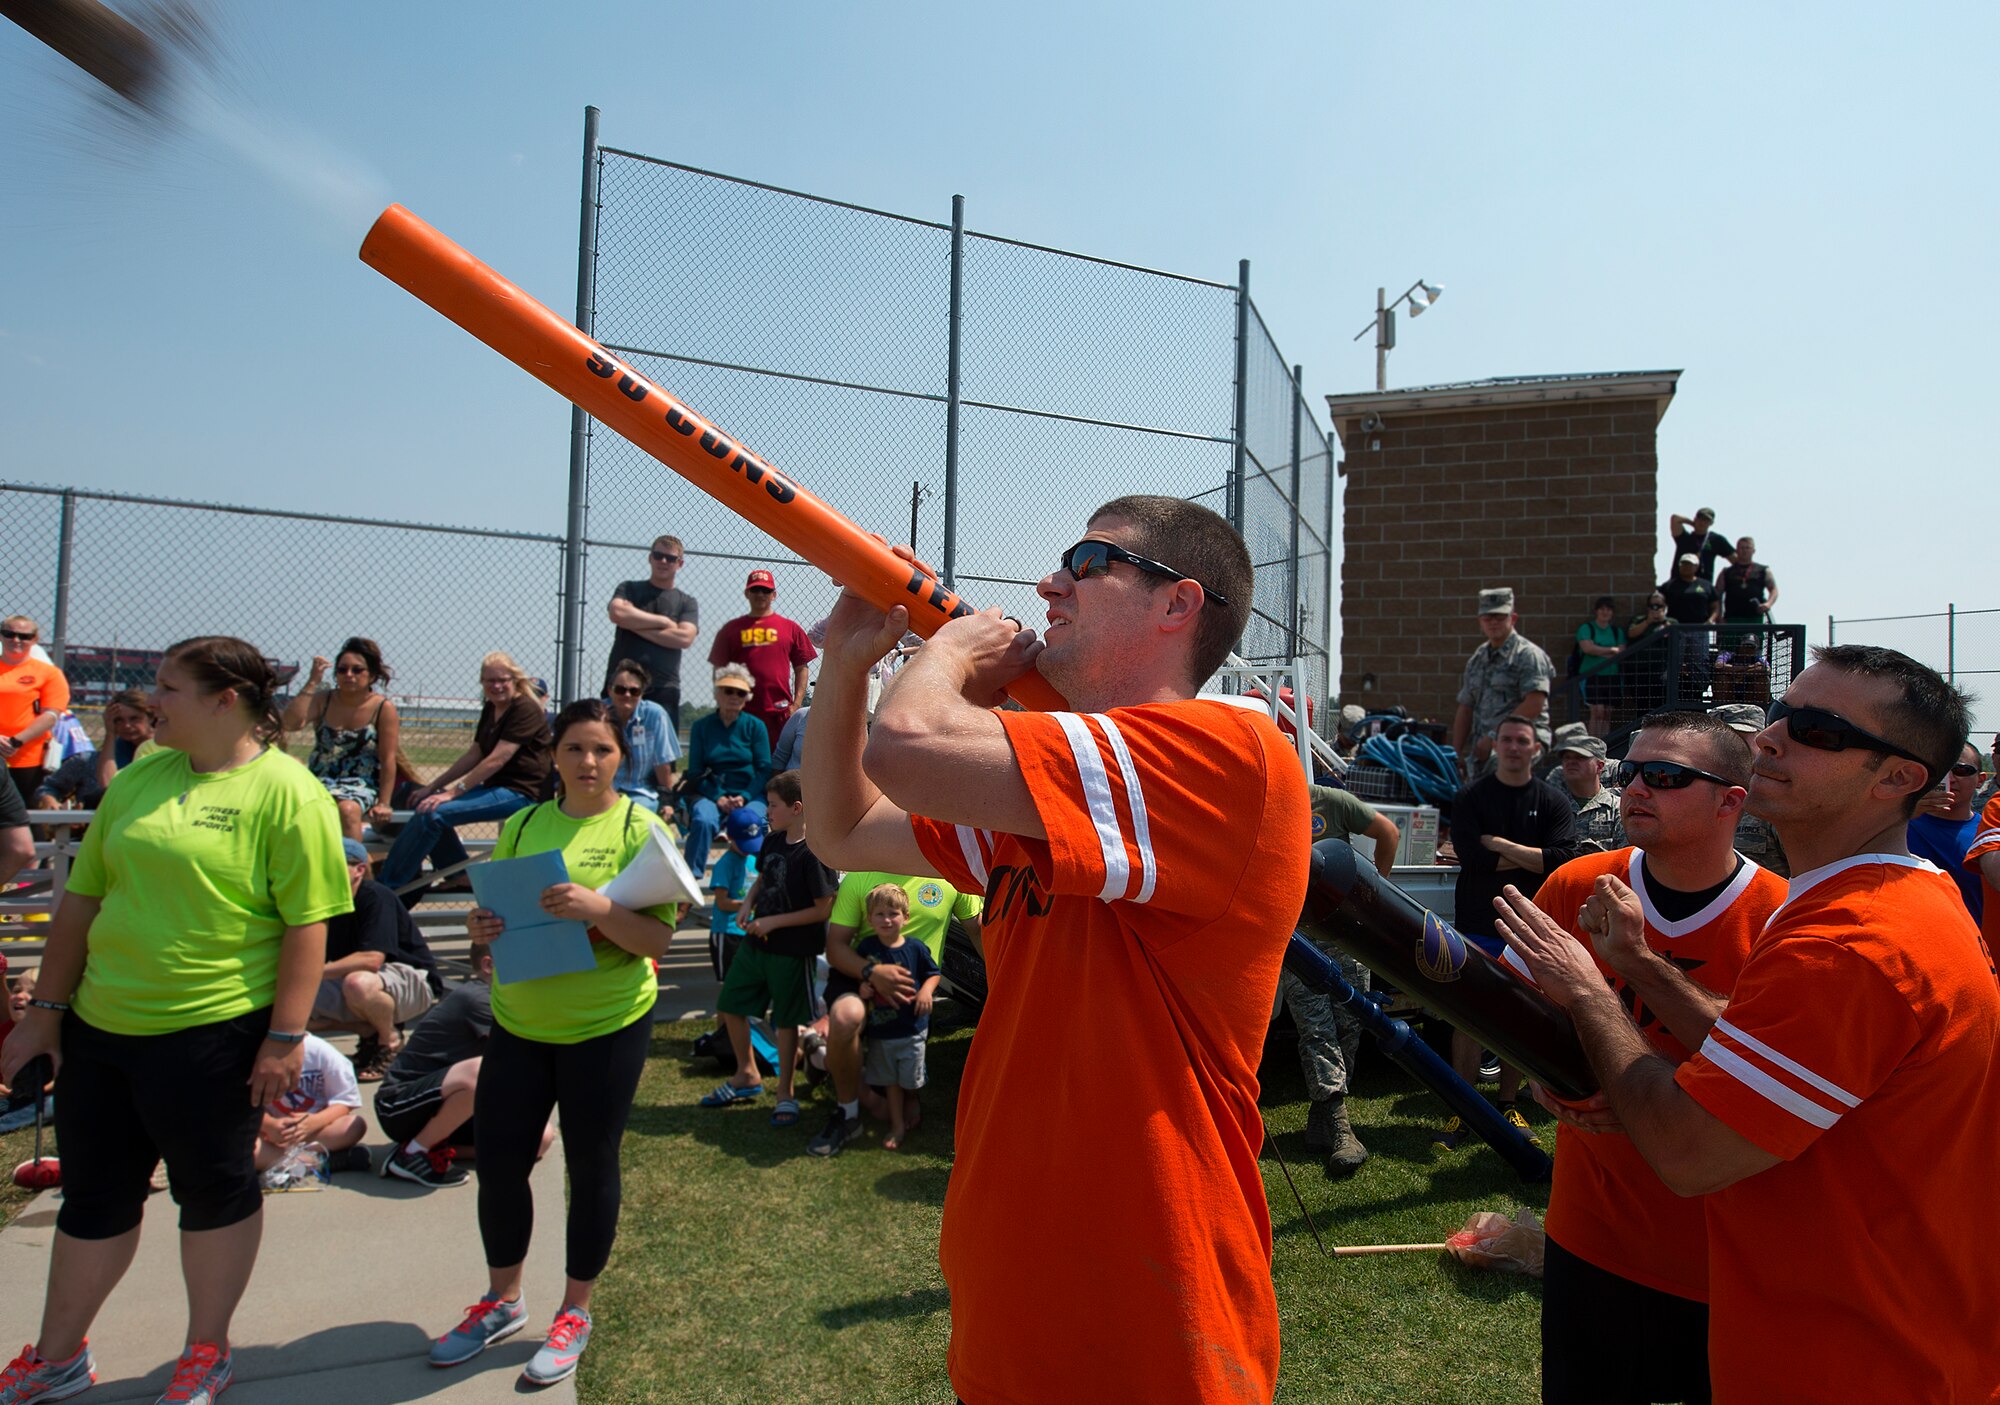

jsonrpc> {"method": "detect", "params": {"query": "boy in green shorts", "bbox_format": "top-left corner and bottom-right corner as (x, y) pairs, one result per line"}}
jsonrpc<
(701, 770), (838, 1128)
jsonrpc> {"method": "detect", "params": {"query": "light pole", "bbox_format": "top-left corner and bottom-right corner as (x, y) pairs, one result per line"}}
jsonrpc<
(1353, 279), (1444, 391)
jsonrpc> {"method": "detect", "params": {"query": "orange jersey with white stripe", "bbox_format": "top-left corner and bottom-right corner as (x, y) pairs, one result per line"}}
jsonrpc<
(910, 700), (1310, 1405)
(1674, 855), (2000, 1403)
(1968, 793), (2000, 951)
(1528, 848), (1783, 1301)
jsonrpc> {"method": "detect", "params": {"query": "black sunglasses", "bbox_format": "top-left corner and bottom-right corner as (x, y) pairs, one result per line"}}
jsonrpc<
(1615, 758), (1737, 790)
(1768, 699), (1932, 780)
(1059, 539), (1230, 608)
(609, 685), (643, 697)
(1948, 762), (1979, 778)
(649, 551), (683, 563)
(0, 630), (35, 642)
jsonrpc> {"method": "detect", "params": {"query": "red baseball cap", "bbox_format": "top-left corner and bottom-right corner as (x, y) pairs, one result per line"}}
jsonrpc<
(745, 569), (776, 591)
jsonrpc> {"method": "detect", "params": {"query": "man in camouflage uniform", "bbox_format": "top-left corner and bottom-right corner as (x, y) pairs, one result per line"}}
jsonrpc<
(1451, 587), (1555, 779)
(1713, 703), (1788, 876)
(1285, 783), (1402, 1175)
(1553, 733), (1624, 850)
(1539, 721), (1592, 783)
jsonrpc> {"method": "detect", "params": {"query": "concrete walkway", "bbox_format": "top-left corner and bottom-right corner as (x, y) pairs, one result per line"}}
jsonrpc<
(0, 927), (726, 1404)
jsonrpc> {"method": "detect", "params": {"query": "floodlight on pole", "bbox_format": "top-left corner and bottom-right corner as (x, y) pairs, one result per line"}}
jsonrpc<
(1352, 277), (1446, 390)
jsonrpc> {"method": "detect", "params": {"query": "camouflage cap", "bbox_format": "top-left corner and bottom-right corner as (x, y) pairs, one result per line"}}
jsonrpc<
(1477, 586), (1516, 615)
(1711, 703), (1767, 734)
(1554, 733), (1608, 760)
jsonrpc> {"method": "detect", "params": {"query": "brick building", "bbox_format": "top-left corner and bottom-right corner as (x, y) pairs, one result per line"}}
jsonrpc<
(1325, 371), (1680, 728)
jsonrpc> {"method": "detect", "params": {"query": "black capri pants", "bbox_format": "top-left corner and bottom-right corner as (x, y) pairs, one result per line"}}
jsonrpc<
(474, 1010), (652, 1284)
(54, 1008), (270, 1239)
(1542, 1235), (1711, 1404)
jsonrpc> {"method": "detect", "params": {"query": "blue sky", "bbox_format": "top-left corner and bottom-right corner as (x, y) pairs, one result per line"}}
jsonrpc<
(2, 2), (1993, 723)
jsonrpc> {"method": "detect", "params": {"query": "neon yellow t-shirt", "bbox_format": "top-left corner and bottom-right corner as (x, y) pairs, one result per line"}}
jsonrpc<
(68, 746), (352, 1036)
(489, 798), (677, 1044)
(828, 870), (982, 965)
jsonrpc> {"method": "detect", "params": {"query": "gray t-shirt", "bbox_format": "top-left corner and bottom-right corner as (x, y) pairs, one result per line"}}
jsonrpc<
(605, 580), (698, 692)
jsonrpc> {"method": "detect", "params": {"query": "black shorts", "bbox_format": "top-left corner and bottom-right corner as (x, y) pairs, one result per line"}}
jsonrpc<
(55, 1008), (270, 1238)
(824, 972), (862, 1007)
(0, 773), (25, 830)
(1542, 1235), (1710, 1404)
(375, 1064), (476, 1148)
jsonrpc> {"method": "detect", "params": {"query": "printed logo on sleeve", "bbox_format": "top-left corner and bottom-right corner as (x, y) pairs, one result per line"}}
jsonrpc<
(916, 883), (945, 908)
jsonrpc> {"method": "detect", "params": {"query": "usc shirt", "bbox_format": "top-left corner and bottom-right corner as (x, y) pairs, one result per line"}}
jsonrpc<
(1674, 855), (2000, 1403)
(910, 700), (1309, 1405)
(1525, 848), (1783, 1301)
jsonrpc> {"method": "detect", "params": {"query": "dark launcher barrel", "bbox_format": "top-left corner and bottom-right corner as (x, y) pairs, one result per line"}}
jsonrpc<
(1299, 838), (1598, 1102)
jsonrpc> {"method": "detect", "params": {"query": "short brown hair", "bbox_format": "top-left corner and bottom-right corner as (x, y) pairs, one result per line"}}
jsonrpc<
(865, 882), (910, 915)
(1089, 495), (1252, 686)
(652, 534), (684, 556)
(766, 769), (804, 807)
(1634, 709), (1753, 787)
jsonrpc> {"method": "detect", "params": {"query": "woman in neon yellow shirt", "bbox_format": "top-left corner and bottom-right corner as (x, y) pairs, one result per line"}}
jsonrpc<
(0, 636), (351, 1403)
(428, 698), (680, 1388)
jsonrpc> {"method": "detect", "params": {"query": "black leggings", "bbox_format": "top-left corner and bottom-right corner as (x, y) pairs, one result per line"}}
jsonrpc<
(474, 1011), (652, 1283)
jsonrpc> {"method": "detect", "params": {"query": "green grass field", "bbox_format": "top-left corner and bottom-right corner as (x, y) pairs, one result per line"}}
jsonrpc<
(0, 1011), (1550, 1404)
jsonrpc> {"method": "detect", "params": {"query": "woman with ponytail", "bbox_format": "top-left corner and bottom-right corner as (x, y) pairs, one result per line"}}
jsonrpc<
(0, 635), (352, 1403)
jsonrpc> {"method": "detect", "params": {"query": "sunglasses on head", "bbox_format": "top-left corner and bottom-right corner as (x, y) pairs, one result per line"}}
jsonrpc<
(0, 630), (34, 642)
(649, 551), (683, 563)
(1059, 539), (1229, 608)
(1768, 699), (1932, 779)
(610, 685), (643, 697)
(1615, 759), (1737, 790)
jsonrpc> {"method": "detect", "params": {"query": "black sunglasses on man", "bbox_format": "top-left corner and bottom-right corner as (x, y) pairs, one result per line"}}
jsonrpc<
(1768, 698), (1933, 783)
(1060, 539), (1229, 609)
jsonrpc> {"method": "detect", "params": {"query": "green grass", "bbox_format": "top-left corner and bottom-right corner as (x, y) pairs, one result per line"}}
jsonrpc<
(581, 1015), (1549, 1405)
(0, 1104), (57, 1231)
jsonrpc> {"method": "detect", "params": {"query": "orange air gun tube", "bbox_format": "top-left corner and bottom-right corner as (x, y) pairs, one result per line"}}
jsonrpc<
(358, 203), (1067, 712)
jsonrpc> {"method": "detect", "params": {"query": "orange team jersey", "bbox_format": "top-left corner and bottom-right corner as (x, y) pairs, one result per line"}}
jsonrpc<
(1515, 848), (1783, 1301)
(1673, 855), (2000, 1404)
(1967, 793), (2000, 951)
(908, 700), (1309, 1405)
(0, 658), (69, 770)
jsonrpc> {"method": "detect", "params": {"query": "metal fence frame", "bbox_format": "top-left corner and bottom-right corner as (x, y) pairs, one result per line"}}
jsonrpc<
(563, 106), (1336, 722)
(1828, 605), (1999, 683)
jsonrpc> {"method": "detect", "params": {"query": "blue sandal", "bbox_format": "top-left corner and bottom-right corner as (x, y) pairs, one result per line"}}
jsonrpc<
(699, 1081), (763, 1108)
(770, 1098), (801, 1127)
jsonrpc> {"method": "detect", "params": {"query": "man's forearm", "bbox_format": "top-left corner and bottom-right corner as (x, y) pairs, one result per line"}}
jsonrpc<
(1512, 691), (1547, 720)
(1565, 981), (1711, 1187)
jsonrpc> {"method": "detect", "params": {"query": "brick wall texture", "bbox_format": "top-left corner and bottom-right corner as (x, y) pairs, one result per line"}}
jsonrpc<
(1337, 398), (1660, 727)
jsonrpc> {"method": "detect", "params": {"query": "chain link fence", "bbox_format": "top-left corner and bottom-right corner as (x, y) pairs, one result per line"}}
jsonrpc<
(0, 483), (565, 764)
(1829, 605), (1998, 731)
(572, 130), (1334, 716)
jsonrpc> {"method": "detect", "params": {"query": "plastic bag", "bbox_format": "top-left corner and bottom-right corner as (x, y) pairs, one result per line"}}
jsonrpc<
(260, 1144), (330, 1194)
(1445, 1207), (1546, 1276)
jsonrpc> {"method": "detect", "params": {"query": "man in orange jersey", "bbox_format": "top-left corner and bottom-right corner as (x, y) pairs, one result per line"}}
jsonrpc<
(1496, 646), (2000, 1404)
(805, 495), (1308, 1405)
(1969, 785), (2000, 954)
(1503, 711), (1786, 1404)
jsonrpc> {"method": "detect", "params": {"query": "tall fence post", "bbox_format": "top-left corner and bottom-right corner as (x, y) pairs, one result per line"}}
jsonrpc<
(1948, 603), (1956, 683)
(1324, 432), (1337, 714)
(558, 104), (603, 705)
(1286, 362), (1304, 655)
(1229, 260), (1250, 534)
(942, 194), (966, 588)
(52, 488), (76, 669)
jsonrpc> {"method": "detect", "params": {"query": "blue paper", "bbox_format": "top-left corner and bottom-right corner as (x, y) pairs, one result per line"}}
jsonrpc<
(469, 850), (596, 985)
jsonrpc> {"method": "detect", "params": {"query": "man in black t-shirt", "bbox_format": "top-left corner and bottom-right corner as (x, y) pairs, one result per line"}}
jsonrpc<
(605, 533), (700, 728)
(1659, 554), (1719, 626)
(1668, 507), (1735, 585)
(313, 838), (445, 1079)
(1441, 715), (1590, 1146)
(374, 942), (530, 1189)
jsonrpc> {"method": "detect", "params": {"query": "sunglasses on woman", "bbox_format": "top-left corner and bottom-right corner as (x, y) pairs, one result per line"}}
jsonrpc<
(1059, 539), (1229, 608)
(1614, 759), (1737, 790)
(1768, 698), (1932, 777)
